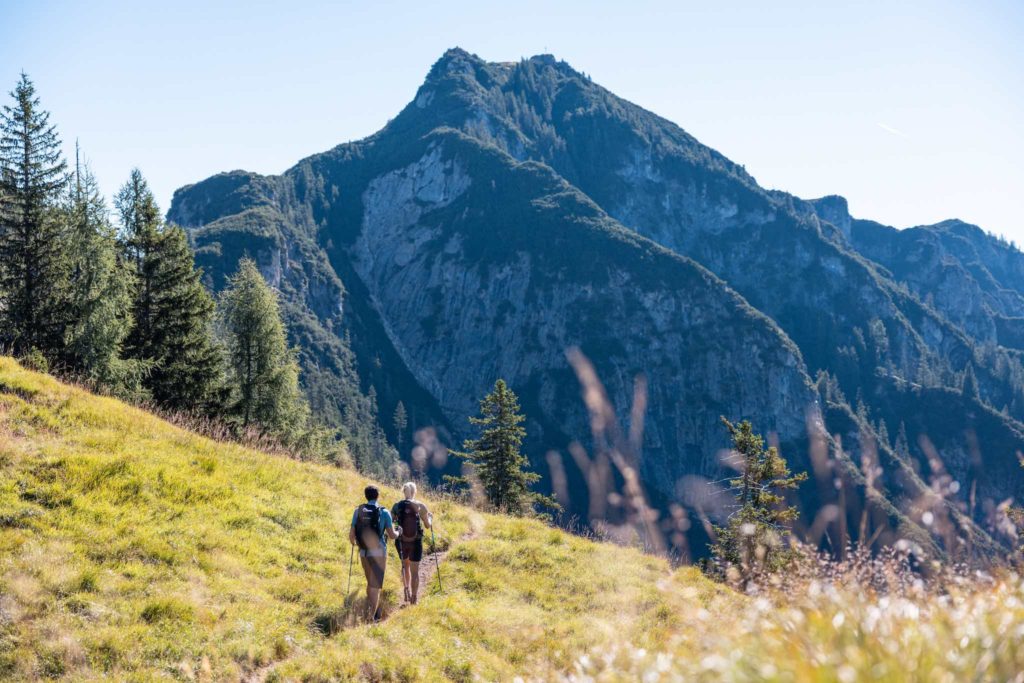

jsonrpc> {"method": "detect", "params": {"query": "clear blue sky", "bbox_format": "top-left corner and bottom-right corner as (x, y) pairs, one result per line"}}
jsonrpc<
(3, 0), (1022, 237)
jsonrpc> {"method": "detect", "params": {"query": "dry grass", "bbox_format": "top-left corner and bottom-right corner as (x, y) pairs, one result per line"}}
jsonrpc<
(566, 565), (1024, 682)
(3, 357), (1021, 681)
(0, 357), (735, 681)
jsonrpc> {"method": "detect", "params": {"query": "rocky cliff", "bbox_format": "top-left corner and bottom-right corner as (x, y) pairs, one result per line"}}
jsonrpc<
(169, 48), (1024, 559)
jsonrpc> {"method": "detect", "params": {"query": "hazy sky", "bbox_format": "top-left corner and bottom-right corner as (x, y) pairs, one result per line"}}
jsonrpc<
(3, 0), (1022, 237)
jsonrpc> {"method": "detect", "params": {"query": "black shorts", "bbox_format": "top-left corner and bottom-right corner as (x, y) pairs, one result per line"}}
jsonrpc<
(396, 537), (423, 562)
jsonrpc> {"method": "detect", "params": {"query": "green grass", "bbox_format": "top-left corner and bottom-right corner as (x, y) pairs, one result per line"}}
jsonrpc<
(0, 358), (736, 680)
(5, 357), (1022, 682)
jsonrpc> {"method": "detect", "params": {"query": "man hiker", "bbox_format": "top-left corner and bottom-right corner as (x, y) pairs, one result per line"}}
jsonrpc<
(349, 485), (401, 621)
(392, 481), (433, 605)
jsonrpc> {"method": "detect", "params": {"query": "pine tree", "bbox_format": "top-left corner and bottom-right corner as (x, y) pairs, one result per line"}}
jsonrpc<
(393, 400), (408, 452)
(0, 74), (70, 356)
(455, 379), (542, 515)
(116, 170), (223, 411)
(63, 147), (139, 391)
(711, 417), (808, 582)
(219, 258), (307, 437)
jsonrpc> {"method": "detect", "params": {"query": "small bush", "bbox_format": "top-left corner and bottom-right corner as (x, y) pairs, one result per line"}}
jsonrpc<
(19, 348), (49, 374)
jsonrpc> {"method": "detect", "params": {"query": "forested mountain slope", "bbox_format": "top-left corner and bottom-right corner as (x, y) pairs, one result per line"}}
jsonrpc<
(169, 48), (1024, 557)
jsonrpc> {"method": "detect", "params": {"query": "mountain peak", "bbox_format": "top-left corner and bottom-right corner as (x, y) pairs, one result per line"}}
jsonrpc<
(524, 53), (559, 66)
(809, 194), (852, 236)
(427, 47), (484, 78)
(438, 46), (475, 63)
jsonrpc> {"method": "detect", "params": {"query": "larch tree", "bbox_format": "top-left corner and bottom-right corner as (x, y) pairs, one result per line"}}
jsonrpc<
(0, 73), (70, 357)
(219, 258), (307, 439)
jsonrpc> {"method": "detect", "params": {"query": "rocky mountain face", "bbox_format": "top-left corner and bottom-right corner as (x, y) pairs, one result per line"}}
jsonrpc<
(169, 48), (1024, 559)
(814, 197), (1024, 351)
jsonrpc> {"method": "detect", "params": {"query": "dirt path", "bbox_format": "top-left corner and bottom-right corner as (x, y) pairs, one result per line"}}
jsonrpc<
(398, 514), (481, 606)
(243, 514), (484, 682)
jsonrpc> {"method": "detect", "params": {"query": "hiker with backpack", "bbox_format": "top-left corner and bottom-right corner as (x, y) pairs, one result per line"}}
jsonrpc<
(349, 485), (402, 621)
(391, 481), (433, 605)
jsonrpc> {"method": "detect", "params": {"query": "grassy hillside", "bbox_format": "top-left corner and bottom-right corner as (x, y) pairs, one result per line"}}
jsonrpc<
(3, 358), (1023, 682)
(0, 358), (735, 681)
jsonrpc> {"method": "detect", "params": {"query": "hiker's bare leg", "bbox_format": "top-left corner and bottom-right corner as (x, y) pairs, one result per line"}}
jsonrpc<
(402, 559), (412, 599)
(366, 586), (381, 620)
(410, 560), (420, 602)
(360, 555), (385, 620)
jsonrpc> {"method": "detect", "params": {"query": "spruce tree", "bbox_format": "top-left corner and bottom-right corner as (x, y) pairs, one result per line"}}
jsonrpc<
(219, 258), (307, 437)
(711, 417), (807, 582)
(455, 379), (542, 515)
(115, 169), (160, 348)
(147, 225), (224, 411)
(393, 400), (408, 452)
(0, 74), (70, 356)
(116, 170), (223, 411)
(63, 148), (139, 391)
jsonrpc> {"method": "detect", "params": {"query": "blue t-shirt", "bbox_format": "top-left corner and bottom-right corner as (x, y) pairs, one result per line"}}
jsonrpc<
(351, 501), (393, 557)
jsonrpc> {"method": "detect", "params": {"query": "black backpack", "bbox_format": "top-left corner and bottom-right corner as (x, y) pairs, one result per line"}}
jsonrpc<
(395, 500), (422, 541)
(354, 503), (382, 551)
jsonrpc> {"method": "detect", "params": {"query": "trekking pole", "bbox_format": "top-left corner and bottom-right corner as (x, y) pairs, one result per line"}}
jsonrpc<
(346, 544), (355, 597)
(430, 525), (443, 592)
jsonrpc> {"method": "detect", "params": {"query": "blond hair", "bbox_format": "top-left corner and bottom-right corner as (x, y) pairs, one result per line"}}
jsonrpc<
(402, 481), (417, 499)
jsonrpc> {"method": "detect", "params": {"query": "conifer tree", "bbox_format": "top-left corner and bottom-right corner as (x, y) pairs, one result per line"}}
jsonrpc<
(219, 258), (307, 437)
(711, 417), (807, 582)
(147, 225), (224, 411)
(393, 400), (407, 451)
(876, 419), (890, 450)
(892, 421), (909, 458)
(116, 170), (223, 411)
(63, 148), (139, 391)
(0, 74), (70, 356)
(455, 379), (542, 515)
(115, 169), (160, 346)
(962, 363), (981, 401)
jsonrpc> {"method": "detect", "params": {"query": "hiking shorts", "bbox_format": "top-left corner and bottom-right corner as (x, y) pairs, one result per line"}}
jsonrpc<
(360, 554), (386, 589)
(396, 537), (424, 562)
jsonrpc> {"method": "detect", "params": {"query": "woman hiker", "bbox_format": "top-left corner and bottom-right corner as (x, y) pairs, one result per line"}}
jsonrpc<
(391, 481), (433, 605)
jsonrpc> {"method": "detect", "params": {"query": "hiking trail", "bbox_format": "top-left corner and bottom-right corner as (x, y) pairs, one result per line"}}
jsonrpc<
(242, 513), (485, 682)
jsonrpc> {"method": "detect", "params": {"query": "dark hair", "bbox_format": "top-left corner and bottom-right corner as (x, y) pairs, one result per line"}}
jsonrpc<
(364, 485), (379, 501)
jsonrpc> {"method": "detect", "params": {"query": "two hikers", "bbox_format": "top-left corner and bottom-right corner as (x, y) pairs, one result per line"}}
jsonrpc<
(392, 481), (433, 605)
(349, 482), (433, 620)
